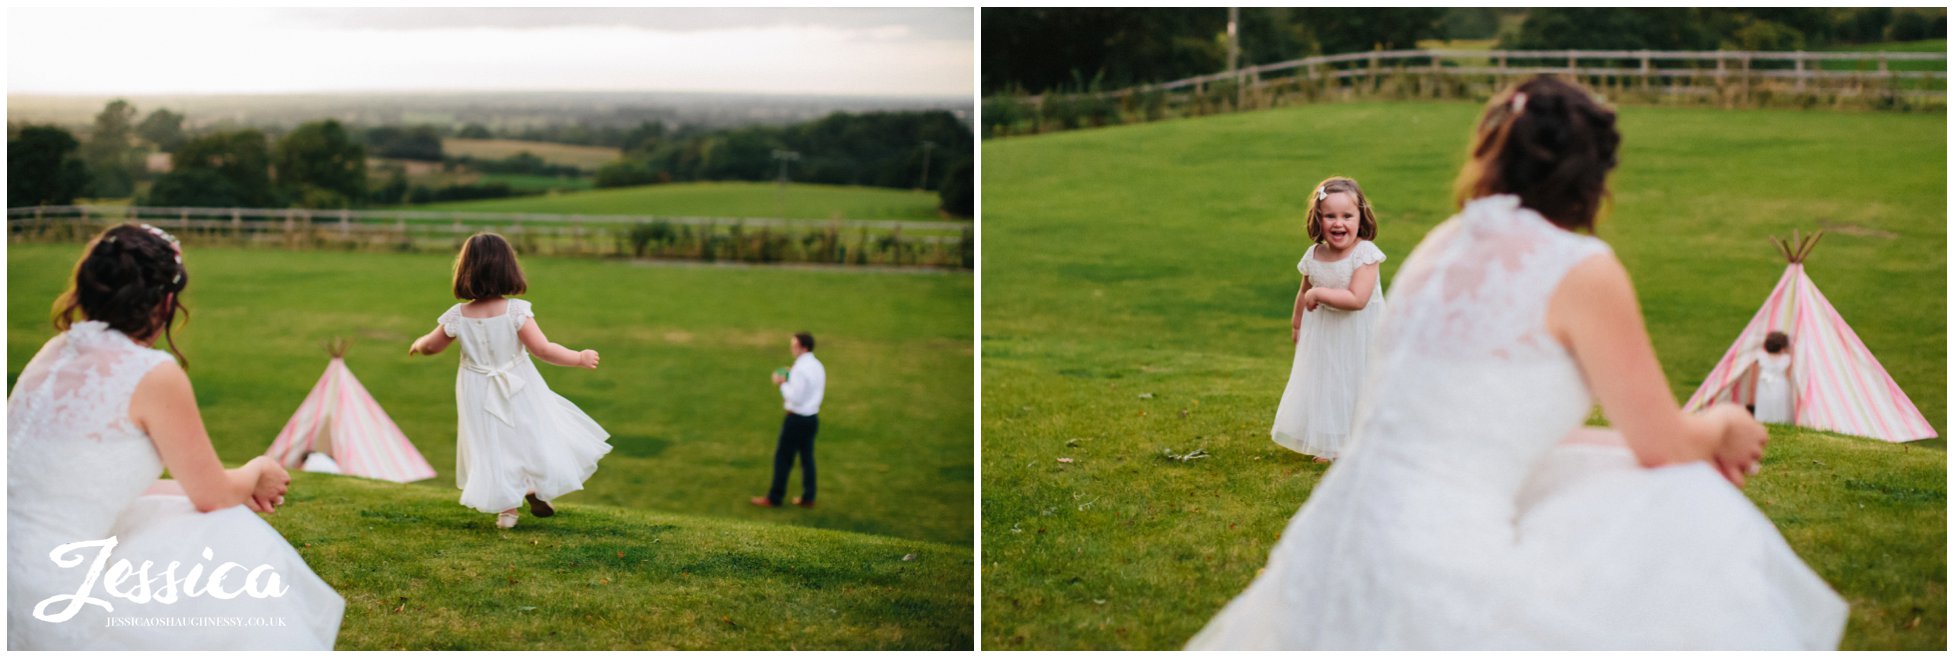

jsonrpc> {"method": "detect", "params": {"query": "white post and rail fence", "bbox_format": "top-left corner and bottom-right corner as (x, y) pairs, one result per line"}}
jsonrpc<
(6, 205), (976, 270)
(988, 48), (1946, 135)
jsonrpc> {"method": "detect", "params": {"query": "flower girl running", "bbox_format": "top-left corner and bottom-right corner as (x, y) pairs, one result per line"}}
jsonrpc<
(410, 233), (613, 528)
(1271, 176), (1388, 462)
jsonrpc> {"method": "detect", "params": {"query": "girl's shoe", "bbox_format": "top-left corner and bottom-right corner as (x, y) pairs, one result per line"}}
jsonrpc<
(526, 493), (555, 518)
(496, 510), (520, 529)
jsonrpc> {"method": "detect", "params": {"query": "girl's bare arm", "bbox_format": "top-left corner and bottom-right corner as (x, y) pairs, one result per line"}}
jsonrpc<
(409, 326), (453, 356)
(517, 318), (600, 369)
(1308, 263), (1381, 311)
(1291, 277), (1312, 343)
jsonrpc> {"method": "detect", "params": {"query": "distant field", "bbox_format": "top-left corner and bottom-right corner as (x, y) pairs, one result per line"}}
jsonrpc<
(479, 173), (595, 194)
(395, 181), (946, 221)
(445, 138), (624, 171)
(1820, 39), (1947, 72)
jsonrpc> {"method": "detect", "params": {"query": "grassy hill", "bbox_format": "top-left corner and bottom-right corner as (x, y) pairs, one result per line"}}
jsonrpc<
(393, 181), (945, 221)
(269, 473), (969, 649)
(980, 101), (1944, 649)
(8, 245), (973, 547)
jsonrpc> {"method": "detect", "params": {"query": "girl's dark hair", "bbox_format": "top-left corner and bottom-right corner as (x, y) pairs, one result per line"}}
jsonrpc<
(1454, 75), (1621, 231)
(1304, 176), (1378, 244)
(452, 232), (527, 300)
(1764, 331), (1791, 354)
(53, 223), (191, 367)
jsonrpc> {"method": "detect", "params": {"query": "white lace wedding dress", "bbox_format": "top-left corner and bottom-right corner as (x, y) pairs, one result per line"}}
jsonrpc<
(8, 322), (344, 650)
(1188, 195), (1847, 649)
(438, 298), (611, 513)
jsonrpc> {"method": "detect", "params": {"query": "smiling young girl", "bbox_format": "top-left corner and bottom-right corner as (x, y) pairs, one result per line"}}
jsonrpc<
(1271, 176), (1387, 462)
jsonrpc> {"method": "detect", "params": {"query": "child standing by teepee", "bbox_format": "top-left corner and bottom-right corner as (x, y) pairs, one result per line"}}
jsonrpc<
(410, 232), (613, 528)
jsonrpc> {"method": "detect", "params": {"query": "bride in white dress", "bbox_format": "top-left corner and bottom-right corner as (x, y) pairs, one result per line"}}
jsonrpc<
(1187, 77), (1846, 649)
(9, 224), (343, 650)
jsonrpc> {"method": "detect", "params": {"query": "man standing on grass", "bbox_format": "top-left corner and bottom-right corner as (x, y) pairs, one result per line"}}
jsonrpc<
(752, 331), (825, 509)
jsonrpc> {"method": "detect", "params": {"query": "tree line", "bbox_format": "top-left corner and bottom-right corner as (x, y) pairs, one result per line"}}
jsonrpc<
(593, 110), (973, 216)
(10, 100), (974, 218)
(982, 7), (1947, 95)
(9, 101), (365, 209)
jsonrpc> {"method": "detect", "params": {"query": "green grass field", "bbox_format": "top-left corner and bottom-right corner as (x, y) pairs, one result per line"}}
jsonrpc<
(267, 473), (968, 649)
(8, 241), (972, 648)
(980, 101), (1945, 649)
(394, 181), (946, 222)
(478, 172), (596, 194)
(444, 138), (624, 171)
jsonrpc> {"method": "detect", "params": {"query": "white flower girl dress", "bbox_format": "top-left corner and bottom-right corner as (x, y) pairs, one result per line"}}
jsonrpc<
(438, 298), (611, 514)
(1271, 239), (1387, 458)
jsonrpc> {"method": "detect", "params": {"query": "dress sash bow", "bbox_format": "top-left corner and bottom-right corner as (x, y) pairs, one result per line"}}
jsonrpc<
(462, 355), (528, 426)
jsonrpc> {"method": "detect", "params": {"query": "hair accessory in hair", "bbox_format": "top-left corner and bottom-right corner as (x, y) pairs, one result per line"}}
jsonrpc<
(1510, 92), (1527, 113)
(139, 223), (181, 247)
(1316, 187), (1328, 201)
(105, 235), (118, 244)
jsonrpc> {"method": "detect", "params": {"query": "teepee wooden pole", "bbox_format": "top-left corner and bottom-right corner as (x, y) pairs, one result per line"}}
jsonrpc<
(1796, 230), (1824, 263)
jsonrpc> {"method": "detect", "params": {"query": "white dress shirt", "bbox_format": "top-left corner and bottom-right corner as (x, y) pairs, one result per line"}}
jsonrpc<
(780, 351), (826, 416)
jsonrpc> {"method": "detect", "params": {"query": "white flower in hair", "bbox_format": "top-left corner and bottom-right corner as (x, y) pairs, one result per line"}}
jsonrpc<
(1316, 187), (1328, 201)
(1510, 92), (1528, 113)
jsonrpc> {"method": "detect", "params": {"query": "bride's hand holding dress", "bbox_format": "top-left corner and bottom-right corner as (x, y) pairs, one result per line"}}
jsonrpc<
(1548, 253), (1766, 483)
(129, 357), (291, 512)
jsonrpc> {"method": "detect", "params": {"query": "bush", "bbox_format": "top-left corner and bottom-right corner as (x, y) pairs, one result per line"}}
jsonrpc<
(1889, 11), (1933, 41)
(938, 158), (973, 218)
(595, 161), (659, 188)
(627, 220), (677, 258)
(144, 169), (247, 207)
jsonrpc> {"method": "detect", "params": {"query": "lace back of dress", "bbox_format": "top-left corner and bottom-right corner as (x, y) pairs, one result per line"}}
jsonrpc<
(1382, 197), (1607, 362)
(10, 324), (169, 446)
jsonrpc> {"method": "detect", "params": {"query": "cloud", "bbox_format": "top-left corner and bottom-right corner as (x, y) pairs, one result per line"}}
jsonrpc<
(269, 7), (972, 41)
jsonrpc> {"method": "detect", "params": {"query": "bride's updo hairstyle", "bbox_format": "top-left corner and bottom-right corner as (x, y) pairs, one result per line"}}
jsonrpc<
(1453, 75), (1620, 232)
(53, 223), (191, 366)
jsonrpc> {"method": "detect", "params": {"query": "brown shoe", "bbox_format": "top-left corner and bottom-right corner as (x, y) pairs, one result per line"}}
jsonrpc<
(750, 496), (780, 508)
(526, 493), (555, 518)
(793, 497), (815, 508)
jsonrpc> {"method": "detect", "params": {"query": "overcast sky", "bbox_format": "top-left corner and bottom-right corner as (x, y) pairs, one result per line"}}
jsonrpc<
(7, 7), (972, 97)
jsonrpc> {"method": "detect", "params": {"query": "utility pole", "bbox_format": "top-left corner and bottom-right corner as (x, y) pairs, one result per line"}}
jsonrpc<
(917, 140), (936, 191)
(771, 149), (800, 217)
(1227, 7), (1240, 75)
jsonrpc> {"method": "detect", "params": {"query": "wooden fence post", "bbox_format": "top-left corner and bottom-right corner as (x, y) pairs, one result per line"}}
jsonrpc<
(1640, 50), (1651, 93)
(1742, 53), (1752, 105)
(1795, 51), (1807, 93)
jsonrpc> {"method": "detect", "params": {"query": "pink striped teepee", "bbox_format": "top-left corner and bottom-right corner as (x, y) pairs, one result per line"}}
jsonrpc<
(266, 339), (438, 482)
(1683, 231), (1937, 442)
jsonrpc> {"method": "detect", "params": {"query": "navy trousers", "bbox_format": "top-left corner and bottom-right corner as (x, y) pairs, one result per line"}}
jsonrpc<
(767, 412), (818, 504)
